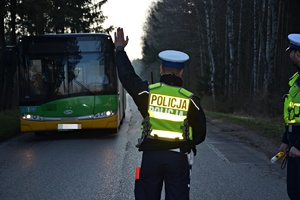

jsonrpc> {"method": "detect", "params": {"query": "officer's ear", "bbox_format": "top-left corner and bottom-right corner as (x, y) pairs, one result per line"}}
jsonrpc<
(179, 69), (183, 77)
(160, 65), (163, 75)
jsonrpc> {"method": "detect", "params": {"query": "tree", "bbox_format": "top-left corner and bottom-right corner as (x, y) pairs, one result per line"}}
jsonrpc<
(141, 0), (300, 116)
(0, 0), (6, 110)
(263, 0), (277, 96)
(203, 0), (216, 102)
(226, 0), (235, 112)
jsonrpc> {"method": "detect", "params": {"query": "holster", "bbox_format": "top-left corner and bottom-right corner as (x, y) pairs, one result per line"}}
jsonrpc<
(136, 116), (151, 148)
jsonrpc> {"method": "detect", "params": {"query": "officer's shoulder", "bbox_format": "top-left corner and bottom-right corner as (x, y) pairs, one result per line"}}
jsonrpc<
(191, 94), (201, 104)
(189, 95), (204, 113)
(296, 76), (300, 88)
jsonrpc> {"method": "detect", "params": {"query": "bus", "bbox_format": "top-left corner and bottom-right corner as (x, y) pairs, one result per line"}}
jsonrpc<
(17, 33), (126, 136)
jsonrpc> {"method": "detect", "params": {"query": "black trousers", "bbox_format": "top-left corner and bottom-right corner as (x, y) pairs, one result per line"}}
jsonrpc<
(134, 151), (190, 200)
(287, 157), (300, 200)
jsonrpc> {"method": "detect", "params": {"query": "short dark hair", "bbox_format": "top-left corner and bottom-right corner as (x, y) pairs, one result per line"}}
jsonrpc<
(161, 66), (183, 76)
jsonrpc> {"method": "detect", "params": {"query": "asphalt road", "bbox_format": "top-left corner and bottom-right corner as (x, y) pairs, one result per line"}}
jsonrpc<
(0, 95), (289, 200)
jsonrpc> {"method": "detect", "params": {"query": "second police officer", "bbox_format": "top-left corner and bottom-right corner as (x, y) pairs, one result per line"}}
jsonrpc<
(279, 33), (300, 200)
(114, 27), (206, 200)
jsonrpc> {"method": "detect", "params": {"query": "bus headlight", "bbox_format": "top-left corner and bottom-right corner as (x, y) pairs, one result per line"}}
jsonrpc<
(21, 114), (43, 121)
(94, 110), (116, 119)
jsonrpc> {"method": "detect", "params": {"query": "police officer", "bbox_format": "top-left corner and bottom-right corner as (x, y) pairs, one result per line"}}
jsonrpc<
(279, 33), (300, 200)
(114, 27), (206, 200)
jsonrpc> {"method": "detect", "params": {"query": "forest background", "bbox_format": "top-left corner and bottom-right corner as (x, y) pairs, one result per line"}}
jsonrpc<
(1, 0), (300, 119)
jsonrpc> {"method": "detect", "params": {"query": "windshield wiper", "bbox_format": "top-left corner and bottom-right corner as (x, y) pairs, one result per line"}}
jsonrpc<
(72, 79), (94, 95)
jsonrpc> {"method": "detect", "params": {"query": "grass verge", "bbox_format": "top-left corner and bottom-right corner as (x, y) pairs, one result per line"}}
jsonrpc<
(206, 111), (284, 140)
(0, 109), (19, 140)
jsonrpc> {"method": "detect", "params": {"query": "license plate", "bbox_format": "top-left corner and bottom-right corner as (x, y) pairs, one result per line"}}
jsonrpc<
(57, 124), (82, 130)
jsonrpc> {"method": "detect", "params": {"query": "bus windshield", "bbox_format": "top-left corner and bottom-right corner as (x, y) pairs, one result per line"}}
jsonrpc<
(19, 34), (117, 104)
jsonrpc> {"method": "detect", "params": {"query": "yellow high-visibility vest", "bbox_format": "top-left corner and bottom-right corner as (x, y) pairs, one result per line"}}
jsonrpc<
(284, 72), (300, 125)
(146, 83), (193, 141)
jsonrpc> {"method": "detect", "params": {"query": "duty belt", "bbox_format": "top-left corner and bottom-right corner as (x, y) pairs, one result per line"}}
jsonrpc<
(169, 148), (193, 165)
(169, 148), (188, 155)
(288, 124), (300, 133)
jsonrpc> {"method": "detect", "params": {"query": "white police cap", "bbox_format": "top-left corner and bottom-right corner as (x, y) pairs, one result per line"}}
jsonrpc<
(286, 33), (300, 51)
(158, 50), (189, 68)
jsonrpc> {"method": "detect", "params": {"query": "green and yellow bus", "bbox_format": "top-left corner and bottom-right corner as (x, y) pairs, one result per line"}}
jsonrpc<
(17, 33), (126, 136)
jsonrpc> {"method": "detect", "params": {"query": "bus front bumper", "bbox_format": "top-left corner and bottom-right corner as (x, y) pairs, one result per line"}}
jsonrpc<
(20, 115), (119, 132)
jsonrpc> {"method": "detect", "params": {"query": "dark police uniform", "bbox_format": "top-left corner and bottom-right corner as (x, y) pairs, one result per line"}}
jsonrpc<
(282, 34), (300, 200)
(115, 47), (206, 200)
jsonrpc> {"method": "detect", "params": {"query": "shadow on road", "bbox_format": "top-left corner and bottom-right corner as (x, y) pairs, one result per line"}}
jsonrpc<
(29, 129), (119, 142)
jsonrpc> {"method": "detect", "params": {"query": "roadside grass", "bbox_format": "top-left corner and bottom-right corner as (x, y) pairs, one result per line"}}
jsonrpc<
(0, 109), (19, 140)
(205, 111), (284, 141)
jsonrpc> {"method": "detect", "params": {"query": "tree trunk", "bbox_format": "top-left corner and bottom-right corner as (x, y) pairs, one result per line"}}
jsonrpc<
(10, 0), (16, 45)
(252, 0), (258, 95)
(204, 0), (216, 101)
(226, 0), (235, 112)
(257, 0), (266, 94)
(263, 0), (277, 96)
(0, 0), (5, 111)
(236, 0), (243, 97)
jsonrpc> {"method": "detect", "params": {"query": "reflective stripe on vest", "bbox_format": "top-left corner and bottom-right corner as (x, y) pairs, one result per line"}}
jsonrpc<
(284, 72), (300, 125)
(147, 83), (193, 141)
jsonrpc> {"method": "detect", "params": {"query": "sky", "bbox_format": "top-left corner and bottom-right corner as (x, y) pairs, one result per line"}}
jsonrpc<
(102, 0), (155, 59)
